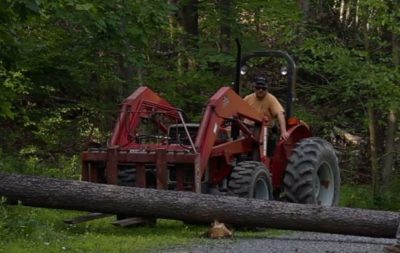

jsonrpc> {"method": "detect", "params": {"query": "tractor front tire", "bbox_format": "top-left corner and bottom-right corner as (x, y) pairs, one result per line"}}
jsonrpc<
(228, 161), (273, 200)
(283, 137), (340, 206)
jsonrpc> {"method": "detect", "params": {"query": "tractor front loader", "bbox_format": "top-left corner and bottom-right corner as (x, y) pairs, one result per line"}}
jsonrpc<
(82, 86), (278, 195)
(81, 42), (340, 225)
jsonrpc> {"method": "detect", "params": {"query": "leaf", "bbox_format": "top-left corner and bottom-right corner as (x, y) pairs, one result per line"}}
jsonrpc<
(24, 0), (40, 13)
(75, 3), (93, 11)
(0, 101), (14, 119)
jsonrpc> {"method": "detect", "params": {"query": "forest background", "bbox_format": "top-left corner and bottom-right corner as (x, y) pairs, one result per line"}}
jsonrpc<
(0, 0), (399, 210)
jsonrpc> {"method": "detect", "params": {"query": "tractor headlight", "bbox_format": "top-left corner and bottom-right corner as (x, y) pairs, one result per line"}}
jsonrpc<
(280, 66), (288, 76)
(240, 65), (248, 75)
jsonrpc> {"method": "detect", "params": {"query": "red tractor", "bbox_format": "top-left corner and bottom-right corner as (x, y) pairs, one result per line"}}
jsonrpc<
(81, 42), (340, 209)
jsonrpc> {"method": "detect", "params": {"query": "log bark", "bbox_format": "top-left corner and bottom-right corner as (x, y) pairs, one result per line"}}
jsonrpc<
(0, 172), (399, 238)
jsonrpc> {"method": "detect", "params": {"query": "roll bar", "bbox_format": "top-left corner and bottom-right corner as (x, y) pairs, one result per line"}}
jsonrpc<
(233, 39), (297, 118)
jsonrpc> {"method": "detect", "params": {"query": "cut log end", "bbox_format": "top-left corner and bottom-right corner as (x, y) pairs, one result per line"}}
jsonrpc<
(205, 220), (233, 239)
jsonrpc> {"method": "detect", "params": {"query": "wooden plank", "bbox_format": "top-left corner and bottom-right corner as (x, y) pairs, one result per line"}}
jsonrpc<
(64, 212), (112, 224)
(112, 217), (156, 227)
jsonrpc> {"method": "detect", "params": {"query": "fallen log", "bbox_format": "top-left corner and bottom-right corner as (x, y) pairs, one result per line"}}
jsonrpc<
(333, 127), (363, 146)
(0, 172), (399, 238)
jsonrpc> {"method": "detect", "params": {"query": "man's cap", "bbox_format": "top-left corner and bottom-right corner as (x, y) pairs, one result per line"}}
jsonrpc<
(253, 76), (268, 88)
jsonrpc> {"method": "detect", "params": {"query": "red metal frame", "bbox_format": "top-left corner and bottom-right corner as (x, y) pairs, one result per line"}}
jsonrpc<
(110, 87), (181, 148)
(81, 86), (311, 194)
(194, 87), (268, 188)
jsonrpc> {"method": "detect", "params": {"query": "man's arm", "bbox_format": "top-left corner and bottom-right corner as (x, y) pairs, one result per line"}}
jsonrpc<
(267, 93), (289, 141)
(277, 111), (289, 140)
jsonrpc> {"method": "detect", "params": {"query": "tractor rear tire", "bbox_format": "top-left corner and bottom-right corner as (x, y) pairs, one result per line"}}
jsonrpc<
(117, 167), (156, 226)
(228, 161), (273, 200)
(283, 137), (340, 206)
(117, 167), (136, 221)
(118, 167), (136, 186)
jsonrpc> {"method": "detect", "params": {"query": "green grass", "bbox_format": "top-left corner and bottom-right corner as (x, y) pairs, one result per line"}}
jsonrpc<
(0, 204), (286, 253)
(0, 206), (198, 253)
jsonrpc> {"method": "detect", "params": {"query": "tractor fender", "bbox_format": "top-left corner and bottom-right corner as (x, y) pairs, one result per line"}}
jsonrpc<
(270, 123), (311, 188)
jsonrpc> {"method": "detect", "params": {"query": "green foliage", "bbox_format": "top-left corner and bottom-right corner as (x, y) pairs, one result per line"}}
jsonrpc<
(340, 184), (376, 209)
(0, 148), (80, 179)
(292, 106), (332, 137)
(340, 182), (400, 211)
(0, 64), (31, 119)
(0, 0), (176, 158)
(236, 0), (302, 47)
(295, 32), (400, 135)
(358, 0), (400, 34)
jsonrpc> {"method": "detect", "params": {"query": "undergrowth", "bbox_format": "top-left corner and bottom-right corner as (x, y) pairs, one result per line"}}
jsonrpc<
(340, 181), (400, 211)
(0, 149), (80, 180)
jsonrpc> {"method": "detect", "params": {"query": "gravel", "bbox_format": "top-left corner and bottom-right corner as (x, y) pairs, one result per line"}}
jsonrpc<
(157, 231), (396, 253)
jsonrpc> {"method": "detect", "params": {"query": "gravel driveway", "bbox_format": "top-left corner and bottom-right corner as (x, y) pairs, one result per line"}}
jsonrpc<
(158, 231), (396, 253)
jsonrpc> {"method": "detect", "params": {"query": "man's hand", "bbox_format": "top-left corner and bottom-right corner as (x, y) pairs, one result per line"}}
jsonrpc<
(280, 130), (289, 141)
(277, 112), (289, 141)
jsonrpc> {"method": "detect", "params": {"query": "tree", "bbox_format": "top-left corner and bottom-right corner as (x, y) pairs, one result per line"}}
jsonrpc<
(382, 0), (400, 187)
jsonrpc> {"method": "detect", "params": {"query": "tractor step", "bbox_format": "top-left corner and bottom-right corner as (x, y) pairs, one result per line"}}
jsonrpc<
(112, 217), (156, 227)
(64, 212), (112, 224)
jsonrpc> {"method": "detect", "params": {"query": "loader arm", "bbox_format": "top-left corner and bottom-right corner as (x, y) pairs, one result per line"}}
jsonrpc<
(195, 87), (270, 179)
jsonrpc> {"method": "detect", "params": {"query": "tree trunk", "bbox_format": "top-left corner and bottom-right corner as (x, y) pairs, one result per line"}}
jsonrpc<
(367, 103), (380, 198)
(362, 9), (381, 198)
(168, 0), (183, 75)
(218, 0), (232, 53)
(176, 0), (199, 70)
(382, 32), (399, 186)
(0, 172), (399, 238)
(216, 0), (233, 77)
(383, 109), (397, 186)
(297, 0), (310, 20)
(296, 0), (311, 46)
(393, 32), (399, 66)
(179, 0), (199, 44)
